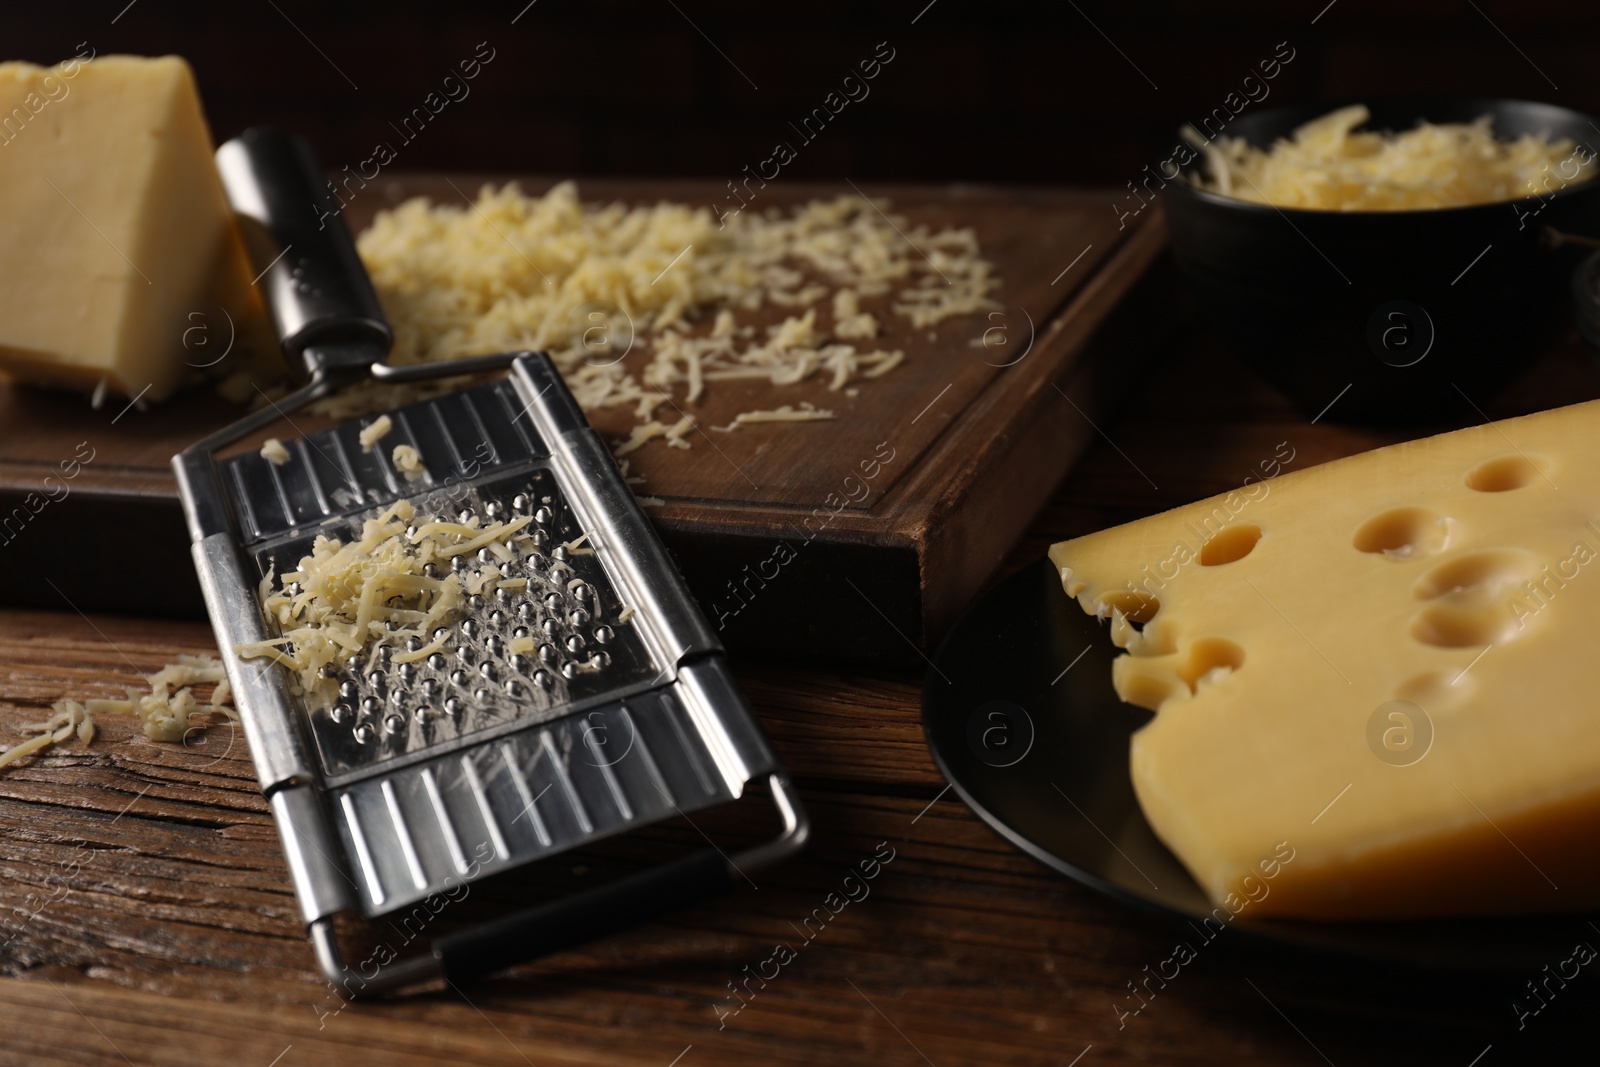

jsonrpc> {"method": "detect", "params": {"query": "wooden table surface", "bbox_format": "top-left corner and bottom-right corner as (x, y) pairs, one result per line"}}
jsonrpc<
(4, 325), (1598, 1067)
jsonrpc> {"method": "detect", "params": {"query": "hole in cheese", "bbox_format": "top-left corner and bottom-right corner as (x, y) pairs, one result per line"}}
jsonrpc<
(1396, 668), (1476, 710)
(1199, 523), (1262, 566)
(1411, 600), (1528, 648)
(1412, 548), (1541, 602)
(1464, 454), (1547, 492)
(1352, 507), (1450, 559)
(1176, 637), (1246, 693)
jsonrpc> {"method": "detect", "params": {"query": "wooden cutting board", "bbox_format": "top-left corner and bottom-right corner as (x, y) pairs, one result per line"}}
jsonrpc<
(0, 176), (1169, 664)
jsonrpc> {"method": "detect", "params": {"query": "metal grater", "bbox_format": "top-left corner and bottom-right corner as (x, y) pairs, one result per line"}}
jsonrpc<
(173, 129), (808, 993)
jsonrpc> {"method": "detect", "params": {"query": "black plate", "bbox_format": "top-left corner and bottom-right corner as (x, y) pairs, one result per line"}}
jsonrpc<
(921, 557), (1596, 972)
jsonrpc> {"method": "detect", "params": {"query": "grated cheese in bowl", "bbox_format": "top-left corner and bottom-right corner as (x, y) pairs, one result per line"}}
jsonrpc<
(1191, 104), (1596, 211)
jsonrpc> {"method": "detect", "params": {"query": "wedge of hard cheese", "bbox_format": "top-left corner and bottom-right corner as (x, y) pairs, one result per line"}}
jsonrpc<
(1050, 401), (1600, 920)
(0, 54), (261, 400)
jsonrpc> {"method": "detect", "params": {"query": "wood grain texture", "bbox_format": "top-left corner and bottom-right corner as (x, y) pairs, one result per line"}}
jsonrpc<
(0, 176), (1166, 664)
(4, 329), (1598, 1066)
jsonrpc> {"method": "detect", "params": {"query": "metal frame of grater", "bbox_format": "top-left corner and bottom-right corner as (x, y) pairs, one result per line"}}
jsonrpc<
(172, 128), (809, 993)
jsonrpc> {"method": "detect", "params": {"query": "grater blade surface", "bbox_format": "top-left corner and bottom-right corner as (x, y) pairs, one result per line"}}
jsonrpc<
(181, 358), (795, 947)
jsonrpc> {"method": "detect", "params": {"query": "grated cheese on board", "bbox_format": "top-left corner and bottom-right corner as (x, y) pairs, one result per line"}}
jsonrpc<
(712, 403), (835, 432)
(1191, 104), (1597, 211)
(329, 182), (1000, 452)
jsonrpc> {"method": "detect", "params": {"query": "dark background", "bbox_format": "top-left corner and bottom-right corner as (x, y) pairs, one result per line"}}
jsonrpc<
(9, 1), (1600, 187)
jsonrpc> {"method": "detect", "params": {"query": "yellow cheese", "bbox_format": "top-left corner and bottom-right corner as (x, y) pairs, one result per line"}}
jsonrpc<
(0, 55), (260, 400)
(237, 499), (536, 706)
(261, 438), (291, 466)
(1049, 401), (1600, 920)
(358, 413), (393, 453)
(1194, 104), (1596, 211)
(391, 443), (424, 482)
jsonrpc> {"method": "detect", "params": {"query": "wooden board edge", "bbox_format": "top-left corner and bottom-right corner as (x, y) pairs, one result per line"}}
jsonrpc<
(909, 217), (1175, 642)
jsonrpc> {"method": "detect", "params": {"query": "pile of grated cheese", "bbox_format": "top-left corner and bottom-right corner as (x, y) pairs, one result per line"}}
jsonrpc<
(0, 703), (96, 771)
(1191, 104), (1597, 211)
(0, 654), (236, 771)
(235, 498), (531, 704)
(84, 654), (237, 743)
(325, 182), (999, 448)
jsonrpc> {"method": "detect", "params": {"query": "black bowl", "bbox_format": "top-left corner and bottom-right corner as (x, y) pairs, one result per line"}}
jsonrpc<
(1573, 250), (1600, 355)
(1164, 97), (1600, 423)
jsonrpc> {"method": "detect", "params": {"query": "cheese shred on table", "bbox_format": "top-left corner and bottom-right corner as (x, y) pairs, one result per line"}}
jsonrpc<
(235, 498), (531, 703)
(331, 182), (999, 450)
(1191, 104), (1597, 211)
(0, 653), (236, 770)
(116, 654), (238, 742)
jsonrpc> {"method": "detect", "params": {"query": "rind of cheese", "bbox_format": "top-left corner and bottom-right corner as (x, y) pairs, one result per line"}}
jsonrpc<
(0, 55), (268, 399)
(1050, 400), (1600, 920)
(1193, 104), (1596, 211)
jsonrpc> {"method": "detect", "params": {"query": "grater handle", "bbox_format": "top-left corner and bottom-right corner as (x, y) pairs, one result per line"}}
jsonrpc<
(215, 127), (393, 379)
(432, 849), (732, 986)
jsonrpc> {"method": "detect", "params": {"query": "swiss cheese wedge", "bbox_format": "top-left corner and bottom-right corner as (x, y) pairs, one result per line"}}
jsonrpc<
(1050, 401), (1600, 920)
(0, 54), (263, 399)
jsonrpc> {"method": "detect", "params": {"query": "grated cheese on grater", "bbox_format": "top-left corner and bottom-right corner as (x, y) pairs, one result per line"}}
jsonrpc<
(261, 437), (291, 466)
(358, 414), (393, 453)
(392, 443), (425, 482)
(1191, 104), (1597, 211)
(331, 182), (999, 452)
(235, 499), (532, 704)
